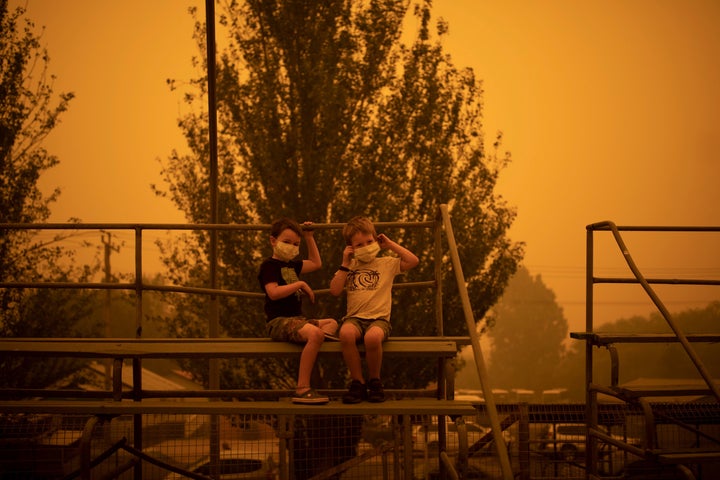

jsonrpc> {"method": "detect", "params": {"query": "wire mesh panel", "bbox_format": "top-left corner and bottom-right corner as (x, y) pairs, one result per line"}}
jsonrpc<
(2, 403), (720, 479)
(0, 414), (87, 479)
(143, 414), (280, 479)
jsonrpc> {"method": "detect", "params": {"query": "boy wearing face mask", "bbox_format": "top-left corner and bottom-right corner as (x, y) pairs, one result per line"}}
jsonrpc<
(258, 217), (338, 404)
(329, 216), (419, 403)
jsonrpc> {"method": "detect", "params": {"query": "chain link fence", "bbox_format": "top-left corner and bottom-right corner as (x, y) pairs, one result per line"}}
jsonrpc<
(2, 402), (719, 479)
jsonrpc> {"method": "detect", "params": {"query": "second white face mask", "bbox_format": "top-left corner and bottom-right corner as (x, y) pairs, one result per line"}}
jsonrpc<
(354, 242), (380, 263)
(273, 242), (299, 262)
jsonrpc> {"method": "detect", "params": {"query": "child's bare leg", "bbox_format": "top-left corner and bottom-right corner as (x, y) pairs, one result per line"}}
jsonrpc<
(364, 326), (385, 379)
(296, 324), (325, 393)
(318, 318), (338, 336)
(339, 323), (363, 382)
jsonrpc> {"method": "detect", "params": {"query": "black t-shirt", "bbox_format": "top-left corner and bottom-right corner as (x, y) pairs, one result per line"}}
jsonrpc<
(258, 257), (303, 321)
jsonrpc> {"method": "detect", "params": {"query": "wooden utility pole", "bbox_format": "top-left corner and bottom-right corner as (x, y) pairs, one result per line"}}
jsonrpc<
(101, 232), (113, 389)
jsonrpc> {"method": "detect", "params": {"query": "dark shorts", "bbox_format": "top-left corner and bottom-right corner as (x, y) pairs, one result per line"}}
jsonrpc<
(340, 317), (391, 341)
(266, 316), (319, 344)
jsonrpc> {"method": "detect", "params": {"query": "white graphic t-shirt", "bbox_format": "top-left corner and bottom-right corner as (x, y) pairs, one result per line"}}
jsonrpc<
(344, 256), (401, 322)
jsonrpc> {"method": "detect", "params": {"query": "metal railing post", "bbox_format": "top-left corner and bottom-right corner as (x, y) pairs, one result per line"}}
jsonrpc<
(585, 225), (598, 479)
(438, 204), (513, 480)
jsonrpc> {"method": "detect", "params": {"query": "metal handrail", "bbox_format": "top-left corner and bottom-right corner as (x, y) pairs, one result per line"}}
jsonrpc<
(0, 219), (440, 330)
(587, 220), (720, 402)
(584, 221), (720, 479)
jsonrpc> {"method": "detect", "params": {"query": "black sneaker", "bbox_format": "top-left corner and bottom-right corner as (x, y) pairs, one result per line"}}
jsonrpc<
(342, 380), (367, 404)
(367, 378), (385, 403)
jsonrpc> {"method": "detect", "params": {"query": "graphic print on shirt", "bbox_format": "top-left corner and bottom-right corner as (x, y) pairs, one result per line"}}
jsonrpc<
(281, 266), (303, 300)
(347, 268), (380, 292)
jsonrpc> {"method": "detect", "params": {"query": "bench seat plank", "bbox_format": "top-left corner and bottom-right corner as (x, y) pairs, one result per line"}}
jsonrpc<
(0, 399), (478, 416)
(610, 382), (719, 398)
(0, 337), (464, 401)
(0, 338), (459, 358)
(570, 332), (720, 345)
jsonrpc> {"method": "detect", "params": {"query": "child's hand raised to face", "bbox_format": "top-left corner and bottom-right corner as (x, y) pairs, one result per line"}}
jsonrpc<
(377, 233), (390, 249)
(342, 245), (354, 264)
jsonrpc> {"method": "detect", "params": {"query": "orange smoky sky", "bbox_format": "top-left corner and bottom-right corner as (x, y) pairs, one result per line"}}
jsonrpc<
(12, 0), (720, 332)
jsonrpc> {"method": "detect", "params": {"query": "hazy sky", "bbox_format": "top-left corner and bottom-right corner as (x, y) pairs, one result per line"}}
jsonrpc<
(13, 0), (720, 332)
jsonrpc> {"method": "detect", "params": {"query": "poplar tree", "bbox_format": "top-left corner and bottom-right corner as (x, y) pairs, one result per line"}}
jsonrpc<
(159, 0), (523, 392)
(0, 1), (94, 387)
(486, 267), (569, 394)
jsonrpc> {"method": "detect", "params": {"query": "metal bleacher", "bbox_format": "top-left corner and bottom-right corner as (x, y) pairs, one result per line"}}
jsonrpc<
(571, 221), (720, 480)
(0, 205), (513, 480)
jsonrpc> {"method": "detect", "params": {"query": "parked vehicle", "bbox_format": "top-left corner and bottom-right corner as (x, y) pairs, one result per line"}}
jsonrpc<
(536, 423), (640, 462)
(413, 421), (493, 455)
(537, 423), (588, 461)
(163, 449), (277, 479)
(536, 422), (642, 476)
(412, 420), (498, 480)
(146, 438), (279, 480)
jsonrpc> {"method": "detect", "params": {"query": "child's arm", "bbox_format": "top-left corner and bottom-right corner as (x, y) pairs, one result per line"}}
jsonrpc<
(378, 234), (419, 272)
(264, 280), (315, 303)
(300, 221), (322, 274)
(329, 245), (354, 296)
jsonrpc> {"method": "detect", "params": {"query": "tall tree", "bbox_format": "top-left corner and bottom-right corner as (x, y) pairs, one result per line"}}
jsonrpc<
(0, 1), (96, 386)
(485, 266), (569, 395)
(158, 1), (523, 391)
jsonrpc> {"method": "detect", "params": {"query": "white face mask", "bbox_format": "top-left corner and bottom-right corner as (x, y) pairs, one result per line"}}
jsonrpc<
(273, 242), (299, 262)
(354, 242), (380, 263)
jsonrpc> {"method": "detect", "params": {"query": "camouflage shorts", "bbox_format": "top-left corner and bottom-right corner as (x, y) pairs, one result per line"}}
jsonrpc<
(339, 317), (391, 341)
(266, 316), (320, 344)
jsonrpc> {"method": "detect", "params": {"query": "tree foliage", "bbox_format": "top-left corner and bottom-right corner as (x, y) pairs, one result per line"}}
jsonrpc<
(158, 1), (523, 391)
(0, 1), (97, 386)
(559, 300), (720, 401)
(0, 0), (73, 225)
(603, 301), (720, 379)
(484, 266), (569, 394)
